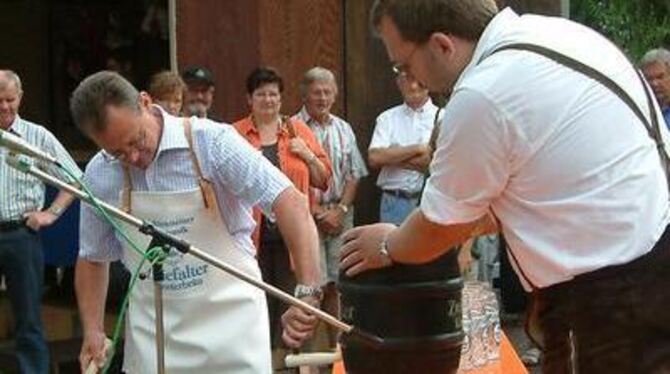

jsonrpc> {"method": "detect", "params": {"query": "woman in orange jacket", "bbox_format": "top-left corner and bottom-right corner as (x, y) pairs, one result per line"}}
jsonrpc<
(234, 66), (332, 354)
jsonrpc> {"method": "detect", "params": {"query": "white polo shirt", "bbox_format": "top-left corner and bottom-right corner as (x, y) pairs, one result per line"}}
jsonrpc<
(369, 100), (438, 193)
(421, 8), (670, 289)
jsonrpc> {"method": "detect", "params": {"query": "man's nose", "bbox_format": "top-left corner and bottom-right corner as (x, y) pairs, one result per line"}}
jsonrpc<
(126, 149), (141, 165)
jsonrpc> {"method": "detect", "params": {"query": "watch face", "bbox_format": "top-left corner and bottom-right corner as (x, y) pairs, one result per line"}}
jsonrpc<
(294, 284), (323, 299)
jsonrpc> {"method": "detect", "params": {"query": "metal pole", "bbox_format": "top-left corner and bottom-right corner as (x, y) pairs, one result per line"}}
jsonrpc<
(7, 158), (354, 334)
(168, 0), (178, 72)
(153, 264), (165, 374)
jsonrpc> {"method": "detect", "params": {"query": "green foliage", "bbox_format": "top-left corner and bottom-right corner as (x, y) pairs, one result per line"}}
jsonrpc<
(571, 0), (670, 61)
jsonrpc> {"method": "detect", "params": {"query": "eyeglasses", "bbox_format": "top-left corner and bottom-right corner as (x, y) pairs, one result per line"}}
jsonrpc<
(101, 124), (146, 162)
(391, 45), (419, 77)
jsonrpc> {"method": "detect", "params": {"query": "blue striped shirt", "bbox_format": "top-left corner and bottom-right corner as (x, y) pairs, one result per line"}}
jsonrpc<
(0, 116), (83, 221)
(79, 108), (292, 261)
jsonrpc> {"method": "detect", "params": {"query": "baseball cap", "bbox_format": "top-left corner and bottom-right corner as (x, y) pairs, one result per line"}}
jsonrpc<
(181, 66), (215, 86)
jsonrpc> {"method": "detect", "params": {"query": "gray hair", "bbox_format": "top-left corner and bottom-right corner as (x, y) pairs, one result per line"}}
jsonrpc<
(300, 66), (338, 97)
(0, 70), (23, 93)
(640, 48), (670, 68)
(70, 71), (140, 133)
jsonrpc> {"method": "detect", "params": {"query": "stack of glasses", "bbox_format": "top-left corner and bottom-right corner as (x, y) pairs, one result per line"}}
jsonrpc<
(458, 281), (502, 372)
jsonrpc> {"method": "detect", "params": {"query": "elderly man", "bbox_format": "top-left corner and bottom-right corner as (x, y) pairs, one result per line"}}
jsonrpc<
(0, 70), (81, 373)
(640, 48), (670, 128)
(341, 1), (670, 373)
(72, 71), (321, 373)
(368, 73), (437, 225)
(181, 65), (221, 120)
(294, 66), (368, 344)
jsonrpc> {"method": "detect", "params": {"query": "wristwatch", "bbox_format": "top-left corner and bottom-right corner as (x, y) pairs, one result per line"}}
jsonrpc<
(47, 205), (64, 218)
(294, 284), (324, 300)
(378, 233), (394, 267)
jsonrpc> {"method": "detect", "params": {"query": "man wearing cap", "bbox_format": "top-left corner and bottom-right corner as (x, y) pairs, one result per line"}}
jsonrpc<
(181, 66), (221, 121)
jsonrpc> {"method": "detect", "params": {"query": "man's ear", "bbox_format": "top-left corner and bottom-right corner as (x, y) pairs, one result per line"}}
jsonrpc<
(428, 32), (455, 58)
(138, 91), (153, 109)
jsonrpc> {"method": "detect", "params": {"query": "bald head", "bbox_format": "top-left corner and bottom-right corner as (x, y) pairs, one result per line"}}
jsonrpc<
(0, 70), (23, 93)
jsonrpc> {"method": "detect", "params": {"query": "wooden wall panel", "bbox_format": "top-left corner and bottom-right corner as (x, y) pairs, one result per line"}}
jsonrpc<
(258, 0), (344, 117)
(176, 1), (260, 122)
(344, 0), (401, 225)
(177, 0), (344, 122)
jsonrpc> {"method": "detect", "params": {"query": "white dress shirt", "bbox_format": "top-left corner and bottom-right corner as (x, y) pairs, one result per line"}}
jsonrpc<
(79, 108), (292, 261)
(369, 100), (438, 193)
(421, 8), (670, 289)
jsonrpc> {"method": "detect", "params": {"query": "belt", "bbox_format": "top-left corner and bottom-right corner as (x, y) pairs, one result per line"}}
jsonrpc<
(382, 189), (422, 200)
(0, 220), (26, 233)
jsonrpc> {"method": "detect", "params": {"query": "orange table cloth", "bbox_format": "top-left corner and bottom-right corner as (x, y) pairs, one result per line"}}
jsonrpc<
(332, 332), (527, 374)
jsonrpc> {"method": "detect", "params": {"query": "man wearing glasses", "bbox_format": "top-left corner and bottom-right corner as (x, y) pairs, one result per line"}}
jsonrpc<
(72, 71), (322, 373)
(341, 0), (670, 372)
(367, 73), (437, 225)
(0, 70), (82, 373)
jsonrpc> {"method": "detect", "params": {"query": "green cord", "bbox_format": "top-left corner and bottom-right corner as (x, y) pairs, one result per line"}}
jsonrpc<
(102, 245), (166, 373)
(59, 164), (169, 372)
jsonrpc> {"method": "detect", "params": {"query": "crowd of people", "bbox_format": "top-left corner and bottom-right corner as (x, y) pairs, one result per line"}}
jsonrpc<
(2, 0), (670, 373)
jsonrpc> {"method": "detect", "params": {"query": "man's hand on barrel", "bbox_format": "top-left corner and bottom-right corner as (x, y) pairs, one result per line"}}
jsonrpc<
(340, 223), (397, 277)
(281, 297), (320, 348)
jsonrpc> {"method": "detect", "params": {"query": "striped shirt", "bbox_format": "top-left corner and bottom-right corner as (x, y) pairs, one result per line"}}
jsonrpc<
(294, 107), (368, 204)
(0, 116), (83, 221)
(79, 107), (292, 261)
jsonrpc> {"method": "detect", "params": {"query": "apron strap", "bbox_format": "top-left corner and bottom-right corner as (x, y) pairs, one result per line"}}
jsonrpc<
(121, 166), (133, 213)
(183, 118), (215, 209)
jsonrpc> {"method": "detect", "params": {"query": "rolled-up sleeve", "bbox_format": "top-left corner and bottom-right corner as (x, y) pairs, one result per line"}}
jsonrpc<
(208, 127), (293, 216)
(368, 113), (391, 149)
(78, 156), (124, 262)
(421, 88), (509, 225)
(345, 124), (369, 180)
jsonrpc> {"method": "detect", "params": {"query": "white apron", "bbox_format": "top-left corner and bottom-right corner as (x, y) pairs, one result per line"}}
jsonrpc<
(117, 120), (271, 373)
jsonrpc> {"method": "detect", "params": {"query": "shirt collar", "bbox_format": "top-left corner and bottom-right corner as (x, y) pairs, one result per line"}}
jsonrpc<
(403, 98), (434, 114)
(5, 115), (22, 135)
(237, 116), (259, 137)
(238, 115), (292, 137)
(298, 106), (332, 126)
(153, 105), (189, 156)
(453, 7), (519, 91)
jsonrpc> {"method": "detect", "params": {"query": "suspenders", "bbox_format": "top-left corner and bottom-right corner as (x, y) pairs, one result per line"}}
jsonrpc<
(481, 43), (670, 189)
(477, 43), (670, 290)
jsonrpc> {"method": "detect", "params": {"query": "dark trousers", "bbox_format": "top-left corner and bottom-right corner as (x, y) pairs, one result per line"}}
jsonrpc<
(0, 227), (49, 374)
(534, 225), (670, 374)
(257, 219), (296, 349)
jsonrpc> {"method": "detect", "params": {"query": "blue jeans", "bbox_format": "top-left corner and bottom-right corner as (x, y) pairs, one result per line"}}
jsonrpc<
(0, 227), (49, 374)
(379, 192), (419, 226)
